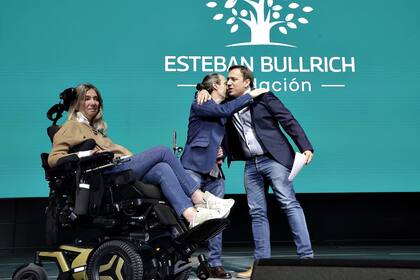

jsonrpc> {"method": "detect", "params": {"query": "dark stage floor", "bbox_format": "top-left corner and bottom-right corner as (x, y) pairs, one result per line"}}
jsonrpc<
(2, 245), (420, 279)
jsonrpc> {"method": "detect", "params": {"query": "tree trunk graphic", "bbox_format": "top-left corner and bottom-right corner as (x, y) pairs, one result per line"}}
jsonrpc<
(227, 0), (295, 47)
(250, 23), (271, 44)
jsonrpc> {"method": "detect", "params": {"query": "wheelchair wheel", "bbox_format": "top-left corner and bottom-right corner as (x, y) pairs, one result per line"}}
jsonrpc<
(12, 263), (48, 280)
(86, 240), (143, 280)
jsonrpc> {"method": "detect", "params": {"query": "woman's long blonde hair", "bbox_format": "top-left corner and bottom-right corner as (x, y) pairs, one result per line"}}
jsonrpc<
(68, 83), (107, 133)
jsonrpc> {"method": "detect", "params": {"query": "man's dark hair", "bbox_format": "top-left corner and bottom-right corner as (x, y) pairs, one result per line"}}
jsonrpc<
(228, 65), (254, 89)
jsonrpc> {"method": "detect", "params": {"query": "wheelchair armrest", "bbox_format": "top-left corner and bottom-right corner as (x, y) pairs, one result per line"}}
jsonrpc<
(53, 138), (99, 166)
(51, 152), (115, 175)
(44, 154), (80, 178)
(79, 151), (115, 169)
(70, 139), (96, 153)
(55, 151), (114, 166)
(55, 154), (80, 167)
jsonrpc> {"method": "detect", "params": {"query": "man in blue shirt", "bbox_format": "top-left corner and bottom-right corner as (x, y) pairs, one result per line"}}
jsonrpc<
(224, 65), (314, 279)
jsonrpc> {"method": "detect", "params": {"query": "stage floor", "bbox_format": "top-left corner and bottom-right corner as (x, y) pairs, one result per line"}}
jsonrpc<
(2, 245), (420, 279)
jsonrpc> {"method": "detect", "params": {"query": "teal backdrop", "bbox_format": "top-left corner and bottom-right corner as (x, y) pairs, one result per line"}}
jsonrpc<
(0, 0), (419, 197)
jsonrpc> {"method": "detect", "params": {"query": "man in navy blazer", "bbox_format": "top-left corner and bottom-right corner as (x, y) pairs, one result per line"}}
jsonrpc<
(181, 73), (266, 279)
(223, 66), (314, 279)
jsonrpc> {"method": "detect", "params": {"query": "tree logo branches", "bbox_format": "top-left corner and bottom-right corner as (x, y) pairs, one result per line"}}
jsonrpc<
(206, 0), (314, 47)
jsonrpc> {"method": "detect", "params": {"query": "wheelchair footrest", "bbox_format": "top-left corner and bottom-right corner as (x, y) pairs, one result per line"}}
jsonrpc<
(174, 218), (230, 245)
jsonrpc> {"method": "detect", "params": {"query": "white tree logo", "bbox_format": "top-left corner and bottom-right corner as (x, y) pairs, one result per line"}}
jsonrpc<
(206, 0), (314, 47)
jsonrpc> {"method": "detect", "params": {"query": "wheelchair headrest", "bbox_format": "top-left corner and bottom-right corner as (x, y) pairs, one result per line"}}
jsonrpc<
(60, 88), (77, 110)
(47, 88), (77, 125)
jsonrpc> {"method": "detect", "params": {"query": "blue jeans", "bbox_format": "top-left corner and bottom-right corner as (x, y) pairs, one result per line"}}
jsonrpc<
(244, 155), (313, 259)
(186, 170), (225, 267)
(108, 145), (199, 217)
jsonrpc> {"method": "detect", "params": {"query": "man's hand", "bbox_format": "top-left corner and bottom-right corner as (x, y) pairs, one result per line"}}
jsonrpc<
(250, 88), (268, 98)
(216, 147), (224, 164)
(197, 90), (212, 105)
(303, 150), (313, 165)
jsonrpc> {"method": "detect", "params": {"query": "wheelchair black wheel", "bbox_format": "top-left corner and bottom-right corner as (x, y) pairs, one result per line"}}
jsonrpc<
(12, 263), (48, 280)
(87, 240), (143, 280)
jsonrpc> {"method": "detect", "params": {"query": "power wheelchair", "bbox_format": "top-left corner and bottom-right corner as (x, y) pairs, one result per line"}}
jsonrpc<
(13, 88), (229, 280)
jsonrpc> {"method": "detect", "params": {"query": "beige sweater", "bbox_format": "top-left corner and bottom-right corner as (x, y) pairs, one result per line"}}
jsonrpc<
(48, 120), (132, 167)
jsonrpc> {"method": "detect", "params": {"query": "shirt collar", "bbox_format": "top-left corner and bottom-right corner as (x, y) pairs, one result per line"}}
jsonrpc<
(76, 111), (105, 135)
(76, 112), (91, 126)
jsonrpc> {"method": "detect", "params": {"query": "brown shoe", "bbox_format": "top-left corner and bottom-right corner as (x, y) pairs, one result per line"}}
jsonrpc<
(207, 266), (232, 279)
(236, 266), (253, 279)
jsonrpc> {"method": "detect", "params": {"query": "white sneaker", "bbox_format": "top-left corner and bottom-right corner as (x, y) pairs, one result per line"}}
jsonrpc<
(189, 207), (228, 229)
(197, 202), (231, 219)
(195, 191), (235, 214)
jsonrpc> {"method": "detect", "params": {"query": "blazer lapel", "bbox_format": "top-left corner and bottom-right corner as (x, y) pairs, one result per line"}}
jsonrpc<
(250, 101), (255, 122)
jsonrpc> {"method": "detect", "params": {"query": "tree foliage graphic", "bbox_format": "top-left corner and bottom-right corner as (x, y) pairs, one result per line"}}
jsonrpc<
(206, 0), (314, 47)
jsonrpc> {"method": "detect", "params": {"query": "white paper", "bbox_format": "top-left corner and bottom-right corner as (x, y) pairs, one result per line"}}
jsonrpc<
(288, 152), (306, 181)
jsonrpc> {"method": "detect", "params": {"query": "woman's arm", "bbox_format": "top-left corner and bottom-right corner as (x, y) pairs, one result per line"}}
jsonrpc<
(47, 122), (84, 167)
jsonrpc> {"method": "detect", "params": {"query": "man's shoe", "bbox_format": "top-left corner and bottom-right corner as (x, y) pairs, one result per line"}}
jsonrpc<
(207, 266), (232, 279)
(300, 255), (314, 259)
(236, 266), (253, 279)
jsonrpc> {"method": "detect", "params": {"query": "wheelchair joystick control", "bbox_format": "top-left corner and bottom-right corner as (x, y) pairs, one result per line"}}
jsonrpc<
(74, 183), (90, 215)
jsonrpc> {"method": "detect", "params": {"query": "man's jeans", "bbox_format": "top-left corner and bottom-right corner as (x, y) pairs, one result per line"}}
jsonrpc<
(186, 169), (225, 267)
(244, 155), (313, 259)
(108, 145), (199, 217)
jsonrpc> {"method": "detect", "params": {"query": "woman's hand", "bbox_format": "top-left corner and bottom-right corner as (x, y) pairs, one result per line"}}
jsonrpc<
(216, 147), (224, 164)
(196, 90), (212, 105)
(250, 88), (268, 98)
(77, 150), (96, 158)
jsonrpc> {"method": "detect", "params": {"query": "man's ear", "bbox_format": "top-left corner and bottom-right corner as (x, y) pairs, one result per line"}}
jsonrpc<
(244, 79), (251, 88)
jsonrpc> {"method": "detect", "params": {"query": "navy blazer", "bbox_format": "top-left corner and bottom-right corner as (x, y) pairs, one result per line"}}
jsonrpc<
(224, 92), (313, 170)
(181, 93), (252, 174)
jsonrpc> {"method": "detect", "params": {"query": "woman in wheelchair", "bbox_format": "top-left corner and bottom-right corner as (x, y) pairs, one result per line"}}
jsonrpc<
(48, 83), (234, 229)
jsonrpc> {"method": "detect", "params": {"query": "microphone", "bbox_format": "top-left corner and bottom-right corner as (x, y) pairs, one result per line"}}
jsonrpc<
(173, 130), (177, 152)
(172, 130), (183, 157)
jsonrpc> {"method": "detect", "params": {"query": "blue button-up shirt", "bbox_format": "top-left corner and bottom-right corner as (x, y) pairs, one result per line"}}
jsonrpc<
(232, 90), (265, 158)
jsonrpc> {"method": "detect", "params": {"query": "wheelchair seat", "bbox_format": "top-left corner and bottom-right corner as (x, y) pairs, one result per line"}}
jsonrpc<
(131, 180), (164, 200)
